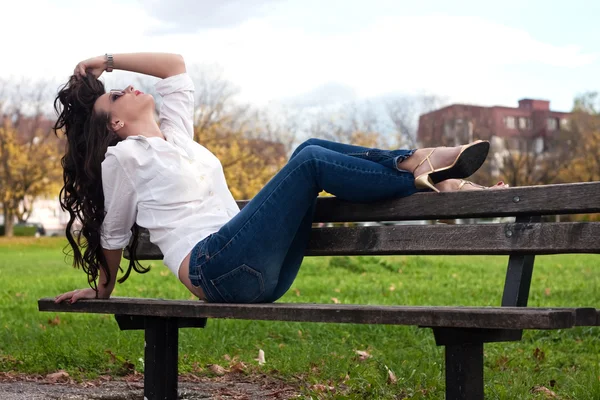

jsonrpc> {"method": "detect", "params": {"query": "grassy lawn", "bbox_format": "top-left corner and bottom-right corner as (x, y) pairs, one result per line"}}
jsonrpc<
(0, 237), (599, 399)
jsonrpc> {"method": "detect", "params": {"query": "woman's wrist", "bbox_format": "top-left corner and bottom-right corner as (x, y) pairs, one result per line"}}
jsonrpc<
(100, 55), (109, 71)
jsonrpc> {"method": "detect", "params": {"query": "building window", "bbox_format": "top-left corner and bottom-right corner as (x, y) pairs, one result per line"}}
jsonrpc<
(547, 117), (558, 131)
(560, 118), (569, 129)
(518, 117), (531, 130)
(504, 116), (516, 129)
(534, 137), (544, 154)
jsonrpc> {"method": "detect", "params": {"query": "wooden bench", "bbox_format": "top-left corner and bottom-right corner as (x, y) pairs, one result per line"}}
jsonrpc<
(38, 182), (600, 400)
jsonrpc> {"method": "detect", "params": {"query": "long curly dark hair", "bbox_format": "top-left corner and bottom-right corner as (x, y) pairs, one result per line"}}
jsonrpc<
(53, 73), (149, 292)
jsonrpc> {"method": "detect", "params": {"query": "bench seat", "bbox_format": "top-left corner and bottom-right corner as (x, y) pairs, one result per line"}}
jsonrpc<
(38, 298), (599, 330)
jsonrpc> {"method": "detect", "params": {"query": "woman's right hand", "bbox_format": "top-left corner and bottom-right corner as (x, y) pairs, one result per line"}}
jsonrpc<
(74, 56), (105, 79)
(54, 288), (98, 304)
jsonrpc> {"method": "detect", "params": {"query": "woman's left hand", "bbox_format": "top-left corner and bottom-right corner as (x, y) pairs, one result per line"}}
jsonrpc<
(74, 56), (105, 79)
(54, 288), (98, 304)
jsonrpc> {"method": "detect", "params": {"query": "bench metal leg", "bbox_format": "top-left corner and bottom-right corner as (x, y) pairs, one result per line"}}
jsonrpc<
(145, 317), (178, 400)
(445, 343), (483, 400)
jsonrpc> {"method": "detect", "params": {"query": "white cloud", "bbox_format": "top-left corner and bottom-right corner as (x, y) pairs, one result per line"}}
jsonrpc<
(1, 3), (596, 111)
(140, 0), (281, 33)
(175, 15), (597, 105)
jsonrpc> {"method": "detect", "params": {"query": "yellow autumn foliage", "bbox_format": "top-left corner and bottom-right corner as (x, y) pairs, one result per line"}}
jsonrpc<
(194, 128), (288, 201)
(0, 125), (63, 235)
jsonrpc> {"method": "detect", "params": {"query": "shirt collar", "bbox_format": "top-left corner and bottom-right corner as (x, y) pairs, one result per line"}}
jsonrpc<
(126, 135), (150, 149)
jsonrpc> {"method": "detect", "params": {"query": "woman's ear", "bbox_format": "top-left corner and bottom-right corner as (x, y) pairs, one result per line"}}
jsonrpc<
(110, 119), (125, 132)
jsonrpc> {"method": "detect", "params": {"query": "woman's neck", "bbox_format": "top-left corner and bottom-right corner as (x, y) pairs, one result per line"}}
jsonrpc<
(124, 116), (165, 140)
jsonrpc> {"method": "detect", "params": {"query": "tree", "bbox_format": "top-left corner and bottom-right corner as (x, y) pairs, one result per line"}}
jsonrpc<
(561, 92), (600, 183)
(307, 102), (393, 149)
(0, 120), (62, 236)
(0, 80), (63, 236)
(386, 94), (447, 148)
(495, 132), (574, 187)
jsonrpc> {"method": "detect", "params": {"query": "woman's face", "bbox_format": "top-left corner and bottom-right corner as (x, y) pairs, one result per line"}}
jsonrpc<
(93, 85), (154, 131)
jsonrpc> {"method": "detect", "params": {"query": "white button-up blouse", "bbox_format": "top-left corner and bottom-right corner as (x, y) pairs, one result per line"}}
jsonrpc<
(99, 73), (240, 277)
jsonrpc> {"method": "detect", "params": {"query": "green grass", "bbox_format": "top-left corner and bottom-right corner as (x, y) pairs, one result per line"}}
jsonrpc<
(0, 237), (599, 399)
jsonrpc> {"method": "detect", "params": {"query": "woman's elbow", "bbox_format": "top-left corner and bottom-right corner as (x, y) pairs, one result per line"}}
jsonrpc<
(171, 54), (186, 75)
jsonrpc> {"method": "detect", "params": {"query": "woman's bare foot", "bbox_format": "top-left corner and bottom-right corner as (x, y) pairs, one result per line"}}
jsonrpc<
(397, 140), (484, 178)
(435, 179), (509, 193)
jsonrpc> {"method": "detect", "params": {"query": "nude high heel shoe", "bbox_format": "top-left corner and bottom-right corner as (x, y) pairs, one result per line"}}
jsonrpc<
(413, 141), (490, 192)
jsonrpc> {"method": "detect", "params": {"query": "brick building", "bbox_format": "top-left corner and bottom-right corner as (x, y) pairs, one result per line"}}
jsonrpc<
(417, 99), (571, 152)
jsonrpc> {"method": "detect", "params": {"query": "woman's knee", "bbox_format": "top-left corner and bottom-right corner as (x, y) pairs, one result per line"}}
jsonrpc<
(290, 138), (324, 160)
(293, 145), (325, 164)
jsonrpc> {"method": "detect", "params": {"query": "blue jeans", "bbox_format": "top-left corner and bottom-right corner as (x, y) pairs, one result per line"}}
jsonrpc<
(189, 138), (417, 303)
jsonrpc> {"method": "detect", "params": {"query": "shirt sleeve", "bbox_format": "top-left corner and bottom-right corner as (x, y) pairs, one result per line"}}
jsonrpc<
(155, 72), (195, 140)
(100, 153), (138, 250)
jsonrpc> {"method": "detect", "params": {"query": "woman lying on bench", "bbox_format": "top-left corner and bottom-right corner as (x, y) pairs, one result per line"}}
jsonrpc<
(52, 52), (507, 305)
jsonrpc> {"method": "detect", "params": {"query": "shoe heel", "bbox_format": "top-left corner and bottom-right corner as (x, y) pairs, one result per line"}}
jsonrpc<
(415, 174), (440, 193)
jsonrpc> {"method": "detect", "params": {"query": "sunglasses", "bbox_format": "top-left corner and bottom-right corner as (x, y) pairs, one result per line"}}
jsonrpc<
(109, 89), (126, 102)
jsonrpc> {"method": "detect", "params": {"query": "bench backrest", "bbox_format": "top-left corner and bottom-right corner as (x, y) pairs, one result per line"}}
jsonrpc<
(127, 182), (600, 260)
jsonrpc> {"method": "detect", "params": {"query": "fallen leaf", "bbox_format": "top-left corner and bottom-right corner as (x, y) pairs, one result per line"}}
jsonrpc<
(46, 370), (69, 383)
(310, 384), (334, 392)
(298, 330), (302, 338)
(160, 270), (169, 277)
(334, 288), (341, 293)
(105, 350), (117, 363)
(544, 287), (551, 296)
(531, 385), (557, 398)
(208, 364), (227, 376)
(229, 361), (247, 373)
(386, 365), (397, 384)
(389, 284), (396, 291)
(223, 354), (231, 361)
(495, 355), (509, 370)
(256, 349), (266, 365)
(331, 297), (340, 304)
(355, 350), (371, 360)
(192, 362), (203, 373)
(533, 348), (546, 362)
(48, 315), (61, 326)
(293, 288), (301, 296)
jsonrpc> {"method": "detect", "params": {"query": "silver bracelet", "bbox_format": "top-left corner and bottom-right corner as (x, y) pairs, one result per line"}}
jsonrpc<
(105, 53), (114, 72)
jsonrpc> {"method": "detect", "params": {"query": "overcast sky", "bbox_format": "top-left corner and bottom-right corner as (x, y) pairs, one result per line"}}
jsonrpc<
(2, 0), (599, 111)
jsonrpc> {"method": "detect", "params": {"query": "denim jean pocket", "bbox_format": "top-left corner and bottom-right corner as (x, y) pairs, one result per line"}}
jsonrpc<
(211, 264), (265, 303)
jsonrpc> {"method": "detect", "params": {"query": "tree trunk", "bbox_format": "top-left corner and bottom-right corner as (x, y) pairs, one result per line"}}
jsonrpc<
(3, 206), (14, 237)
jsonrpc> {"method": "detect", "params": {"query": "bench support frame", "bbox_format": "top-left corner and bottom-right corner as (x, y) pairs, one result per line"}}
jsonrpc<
(115, 315), (207, 399)
(424, 215), (540, 400)
(145, 317), (178, 400)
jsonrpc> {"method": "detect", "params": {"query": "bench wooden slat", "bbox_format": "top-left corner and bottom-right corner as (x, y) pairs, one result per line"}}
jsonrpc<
(243, 182), (600, 221)
(574, 308), (600, 326)
(38, 298), (588, 330)
(128, 222), (600, 259)
(306, 222), (600, 256)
